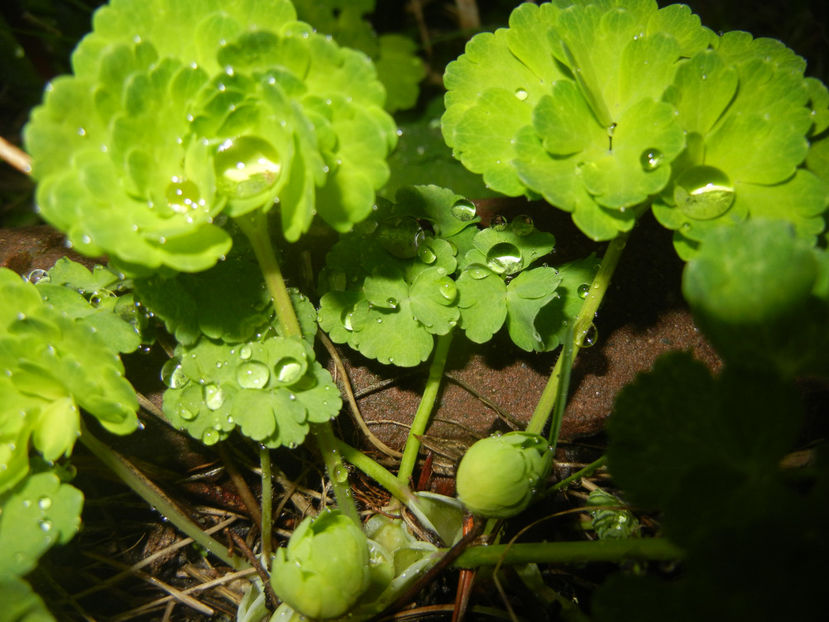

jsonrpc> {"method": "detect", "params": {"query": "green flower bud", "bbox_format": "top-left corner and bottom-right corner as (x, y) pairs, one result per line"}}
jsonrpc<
(455, 432), (552, 518)
(270, 509), (370, 619)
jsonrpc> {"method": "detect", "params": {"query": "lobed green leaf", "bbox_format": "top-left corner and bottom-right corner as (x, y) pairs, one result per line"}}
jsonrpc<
(162, 335), (341, 448)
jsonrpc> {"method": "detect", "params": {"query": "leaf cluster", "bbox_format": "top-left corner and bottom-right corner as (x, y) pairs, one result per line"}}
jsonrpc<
(292, 0), (426, 113)
(600, 353), (828, 620)
(317, 185), (598, 366)
(23, 0), (397, 274)
(0, 266), (139, 495)
(442, 0), (828, 254)
(597, 220), (829, 619)
(141, 237), (341, 448)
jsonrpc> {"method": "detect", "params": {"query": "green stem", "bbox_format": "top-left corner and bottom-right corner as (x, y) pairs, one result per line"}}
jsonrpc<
(80, 421), (246, 570)
(235, 210), (302, 339)
(453, 537), (682, 568)
(260, 445), (273, 561)
(526, 231), (630, 437)
(397, 331), (454, 485)
(236, 209), (360, 525)
(333, 438), (441, 534)
(314, 423), (361, 525)
(542, 455), (607, 497)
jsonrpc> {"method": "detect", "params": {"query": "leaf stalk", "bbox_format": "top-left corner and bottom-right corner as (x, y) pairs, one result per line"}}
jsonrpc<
(397, 330), (454, 484)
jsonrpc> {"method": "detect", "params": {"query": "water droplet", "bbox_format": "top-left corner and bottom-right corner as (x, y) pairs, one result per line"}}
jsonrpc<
(467, 264), (491, 280)
(331, 463), (349, 484)
(673, 165), (735, 220)
(486, 242), (522, 274)
(577, 284), (591, 299)
(239, 345), (252, 360)
(417, 244), (437, 264)
(450, 200), (477, 222)
(341, 309), (354, 331)
(214, 136), (282, 200)
(512, 214), (534, 236)
(639, 148), (664, 171)
(177, 403), (197, 420)
(236, 360), (270, 389)
(39, 519), (53, 532)
(24, 269), (49, 284)
(38, 496), (52, 510)
(491, 215), (509, 231)
(161, 358), (189, 389)
(514, 88), (528, 101)
(165, 177), (202, 213)
(580, 323), (598, 348)
(203, 383), (224, 410)
(202, 428), (220, 444)
(437, 277), (457, 303)
(274, 357), (304, 385)
(386, 297), (399, 310)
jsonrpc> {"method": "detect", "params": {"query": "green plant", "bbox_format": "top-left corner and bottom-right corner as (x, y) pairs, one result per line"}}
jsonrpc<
(1, 0), (827, 620)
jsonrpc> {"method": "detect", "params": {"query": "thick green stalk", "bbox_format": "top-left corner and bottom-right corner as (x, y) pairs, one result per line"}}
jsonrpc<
(259, 445), (273, 561)
(526, 231), (629, 437)
(397, 331), (454, 484)
(235, 211), (302, 339)
(236, 210), (360, 525)
(80, 421), (246, 570)
(314, 422), (361, 525)
(453, 537), (682, 568)
(333, 438), (441, 534)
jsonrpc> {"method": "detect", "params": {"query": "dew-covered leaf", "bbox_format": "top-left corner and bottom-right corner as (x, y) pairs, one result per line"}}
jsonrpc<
(409, 268), (461, 336)
(0, 470), (83, 579)
(162, 334), (340, 448)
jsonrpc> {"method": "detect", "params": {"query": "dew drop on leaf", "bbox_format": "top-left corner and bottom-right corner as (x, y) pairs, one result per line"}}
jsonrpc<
(274, 356), (303, 385)
(639, 148), (664, 171)
(203, 383), (224, 410)
(417, 244), (437, 264)
(176, 403), (197, 421)
(38, 496), (52, 510)
(486, 242), (522, 274)
(491, 215), (509, 231)
(236, 360), (270, 389)
(386, 297), (399, 309)
(39, 519), (53, 532)
(437, 277), (457, 303)
(514, 88), (528, 101)
(673, 165), (735, 220)
(203, 428), (220, 444)
(450, 200), (477, 222)
(165, 177), (202, 214)
(467, 264), (491, 280)
(239, 345), (252, 360)
(341, 308), (354, 331)
(578, 284), (591, 299)
(161, 358), (189, 389)
(24, 269), (49, 284)
(214, 136), (282, 200)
